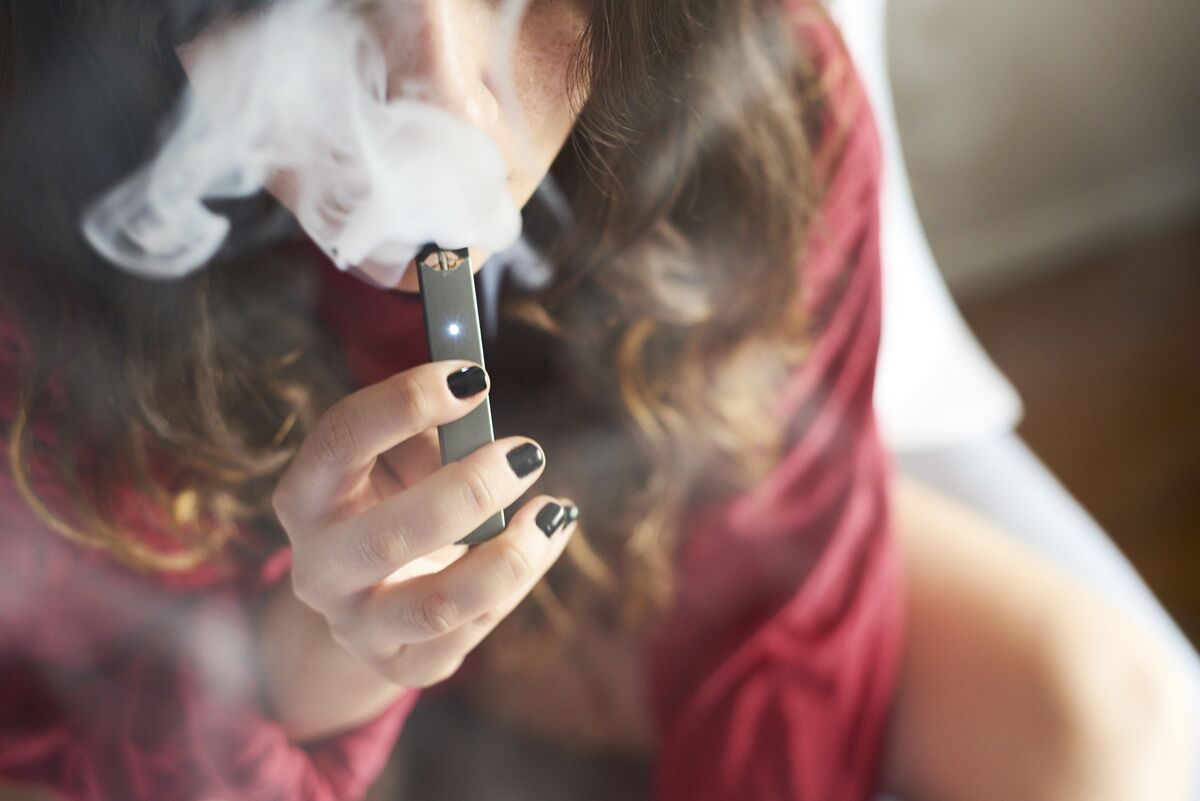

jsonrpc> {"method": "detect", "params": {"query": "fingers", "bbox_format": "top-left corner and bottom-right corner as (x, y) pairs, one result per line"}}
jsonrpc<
(366, 428), (442, 500)
(379, 500), (580, 687)
(357, 495), (576, 648)
(301, 436), (548, 599)
(275, 361), (491, 525)
(378, 427), (442, 490)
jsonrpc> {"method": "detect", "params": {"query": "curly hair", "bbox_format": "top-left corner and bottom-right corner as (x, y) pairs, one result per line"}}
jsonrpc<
(0, 0), (846, 661)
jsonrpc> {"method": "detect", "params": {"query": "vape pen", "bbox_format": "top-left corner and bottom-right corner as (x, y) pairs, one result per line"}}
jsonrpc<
(415, 243), (506, 546)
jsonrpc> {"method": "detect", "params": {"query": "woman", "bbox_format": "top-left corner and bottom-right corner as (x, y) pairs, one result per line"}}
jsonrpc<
(0, 1), (1192, 800)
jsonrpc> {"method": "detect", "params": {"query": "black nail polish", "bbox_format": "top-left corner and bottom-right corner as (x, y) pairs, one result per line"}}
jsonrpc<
(506, 442), (544, 478)
(536, 502), (567, 537)
(447, 366), (488, 398)
(565, 505), (579, 525)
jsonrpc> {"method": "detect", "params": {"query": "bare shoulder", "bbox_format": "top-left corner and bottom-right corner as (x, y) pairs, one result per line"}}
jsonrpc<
(883, 474), (1195, 801)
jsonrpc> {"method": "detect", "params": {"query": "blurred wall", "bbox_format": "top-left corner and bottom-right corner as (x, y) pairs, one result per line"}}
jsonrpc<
(888, 0), (1200, 295)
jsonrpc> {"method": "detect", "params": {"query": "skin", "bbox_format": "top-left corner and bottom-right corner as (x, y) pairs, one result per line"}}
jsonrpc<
(377, 0), (589, 292)
(886, 475), (1194, 801)
(385, 0), (587, 291)
(171, 1), (1197, 797)
(189, 0), (596, 740)
(180, 0), (590, 293)
(263, 360), (580, 735)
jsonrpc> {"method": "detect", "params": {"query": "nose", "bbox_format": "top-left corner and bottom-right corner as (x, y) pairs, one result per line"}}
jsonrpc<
(383, 0), (501, 128)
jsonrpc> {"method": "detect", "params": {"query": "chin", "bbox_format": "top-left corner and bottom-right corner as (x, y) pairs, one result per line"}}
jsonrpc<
(391, 261), (421, 294)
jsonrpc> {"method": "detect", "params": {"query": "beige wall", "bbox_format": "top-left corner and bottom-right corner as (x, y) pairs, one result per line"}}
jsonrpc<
(888, 0), (1200, 295)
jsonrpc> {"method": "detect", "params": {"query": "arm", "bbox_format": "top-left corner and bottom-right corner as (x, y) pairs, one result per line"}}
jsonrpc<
(0, 564), (418, 801)
(0, 437), (415, 801)
(2, 357), (578, 801)
(262, 359), (578, 742)
(259, 574), (410, 742)
(883, 473), (1195, 801)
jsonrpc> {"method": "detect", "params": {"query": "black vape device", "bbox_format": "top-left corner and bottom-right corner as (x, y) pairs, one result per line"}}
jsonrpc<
(415, 243), (506, 545)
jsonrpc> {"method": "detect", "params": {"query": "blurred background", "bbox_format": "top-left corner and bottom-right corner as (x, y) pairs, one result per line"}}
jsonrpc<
(888, 0), (1200, 643)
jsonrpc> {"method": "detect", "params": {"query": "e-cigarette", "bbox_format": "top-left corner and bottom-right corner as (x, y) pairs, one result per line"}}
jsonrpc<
(415, 243), (506, 546)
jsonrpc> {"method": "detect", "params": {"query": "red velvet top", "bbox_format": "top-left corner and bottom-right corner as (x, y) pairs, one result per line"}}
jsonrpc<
(0, 6), (902, 801)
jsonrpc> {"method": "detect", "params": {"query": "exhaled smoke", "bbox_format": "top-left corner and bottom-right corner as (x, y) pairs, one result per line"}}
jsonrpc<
(82, 0), (531, 289)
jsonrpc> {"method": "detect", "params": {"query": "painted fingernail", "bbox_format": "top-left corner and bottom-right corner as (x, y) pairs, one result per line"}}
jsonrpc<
(535, 502), (567, 537)
(506, 442), (544, 478)
(565, 504), (579, 526)
(447, 366), (488, 398)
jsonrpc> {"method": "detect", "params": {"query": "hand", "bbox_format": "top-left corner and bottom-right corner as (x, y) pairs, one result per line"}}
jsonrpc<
(271, 360), (578, 689)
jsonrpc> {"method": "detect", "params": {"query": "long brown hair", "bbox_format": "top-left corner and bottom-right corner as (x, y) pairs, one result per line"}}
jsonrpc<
(0, 0), (841, 652)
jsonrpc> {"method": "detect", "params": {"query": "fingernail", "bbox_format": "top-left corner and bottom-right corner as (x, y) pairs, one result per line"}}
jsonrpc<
(535, 502), (567, 537)
(506, 442), (544, 478)
(565, 504), (579, 526)
(447, 365), (488, 398)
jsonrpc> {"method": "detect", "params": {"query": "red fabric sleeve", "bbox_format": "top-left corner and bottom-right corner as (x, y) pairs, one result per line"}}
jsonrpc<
(647, 13), (904, 801)
(0, 490), (418, 801)
(0, 324), (418, 801)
